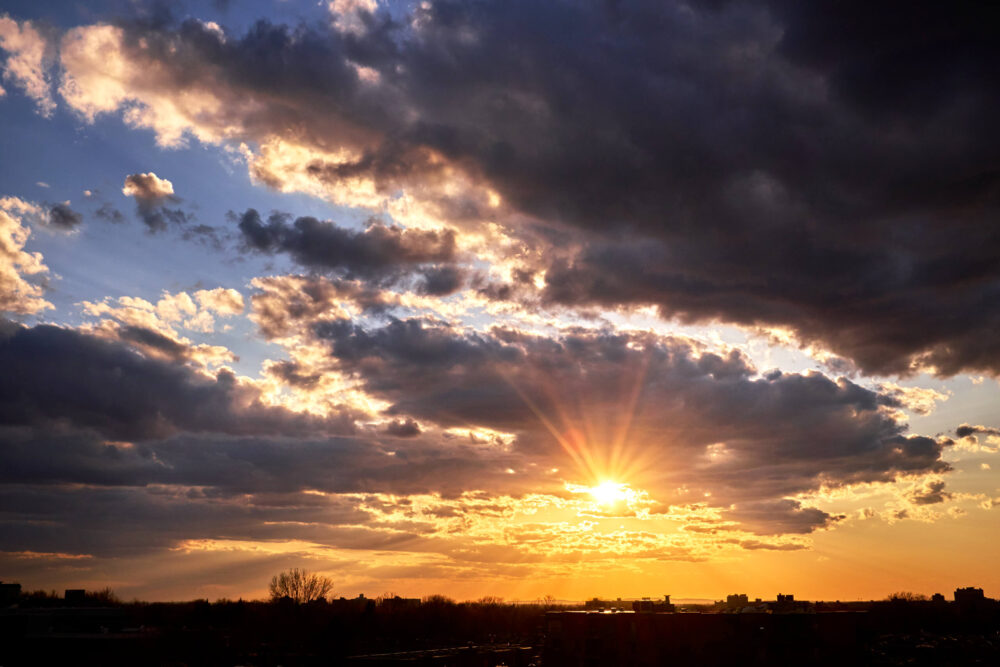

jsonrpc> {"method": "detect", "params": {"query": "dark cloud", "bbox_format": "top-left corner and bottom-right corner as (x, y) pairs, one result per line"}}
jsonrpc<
(956, 423), (1000, 438)
(0, 320), (356, 441)
(181, 223), (225, 250)
(0, 425), (523, 500)
(724, 500), (843, 536)
(122, 172), (188, 232)
(89, 1), (1000, 376)
(46, 202), (82, 229)
(236, 209), (457, 282)
(115, 324), (191, 361)
(909, 479), (952, 506)
(250, 275), (396, 340)
(385, 418), (421, 438)
(94, 202), (125, 224)
(418, 265), (466, 296)
(0, 483), (375, 558)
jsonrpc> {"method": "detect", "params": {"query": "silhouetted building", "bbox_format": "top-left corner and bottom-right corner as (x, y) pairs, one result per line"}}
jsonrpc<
(954, 587), (985, 605)
(377, 595), (421, 610)
(584, 597), (628, 611)
(633, 595), (675, 613)
(931, 593), (946, 603)
(725, 594), (749, 610)
(331, 594), (376, 613)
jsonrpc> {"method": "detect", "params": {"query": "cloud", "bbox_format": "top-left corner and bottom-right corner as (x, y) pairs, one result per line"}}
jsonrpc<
(328, 0), (378, 36)
(249, 274), (396, 340)
(908, 479), (952, 506)
(0, 320), (357, 441)
(0, 196), (52, 314)
(385, 418), (421, 438)
(46, 202), (83, 230)
(0, 15), (55, 115)
(955, 423), (1000, 454)
(724, 500), (843, 536)
(877, 382), (950, 417)
(956, 424), (1000, 438)
(94, 201), (125, 224)
(194, 287), (244, 315)
(305, 316), (953, 522)
(82, 288), (244, 338)
(236, 208), (457, 282)
(0, 310), (959, 539)
(122, 172), (174, 201)
(122, 172), (186, 231)
(46, 2), (1000, 376)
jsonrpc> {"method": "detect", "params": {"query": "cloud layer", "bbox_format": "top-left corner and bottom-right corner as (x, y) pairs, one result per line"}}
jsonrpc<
(43, 1), (1000, 375)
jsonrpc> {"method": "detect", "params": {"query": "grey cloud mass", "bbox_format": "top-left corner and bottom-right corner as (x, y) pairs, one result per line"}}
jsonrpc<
(237, 208), (457, 283)
(81, 0), (1000, 375)
(0, 321), (357, 440)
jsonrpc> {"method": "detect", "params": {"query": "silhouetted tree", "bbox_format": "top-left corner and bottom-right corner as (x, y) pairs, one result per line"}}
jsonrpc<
(90, 586), (121, 605)
(268, 568), (333, 603)
(887, 591), (928, 602)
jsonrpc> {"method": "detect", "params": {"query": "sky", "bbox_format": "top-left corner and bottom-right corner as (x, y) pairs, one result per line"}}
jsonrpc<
(1, 0), (999, 603)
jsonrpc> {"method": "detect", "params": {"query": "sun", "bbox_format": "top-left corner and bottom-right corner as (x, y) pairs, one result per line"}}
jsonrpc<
(590, 481), (628, 506)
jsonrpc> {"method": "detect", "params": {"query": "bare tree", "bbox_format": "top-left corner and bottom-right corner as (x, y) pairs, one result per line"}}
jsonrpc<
(887, 591), (928, 602)
(268, 568), (333, 603)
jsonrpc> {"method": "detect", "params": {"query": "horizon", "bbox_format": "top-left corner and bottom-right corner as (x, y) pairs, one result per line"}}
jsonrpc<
(9, 581), (994, 606)
(1, 1), (999, 604)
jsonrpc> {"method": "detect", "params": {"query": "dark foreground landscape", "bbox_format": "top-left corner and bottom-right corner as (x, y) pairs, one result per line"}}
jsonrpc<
(2, 583), (999, 666)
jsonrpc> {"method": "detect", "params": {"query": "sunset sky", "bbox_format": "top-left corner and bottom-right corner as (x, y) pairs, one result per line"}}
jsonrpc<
(1, 0), (999, 603)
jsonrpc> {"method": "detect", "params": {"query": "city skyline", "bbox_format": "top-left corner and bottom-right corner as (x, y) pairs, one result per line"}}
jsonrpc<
(1, 0), (999, 602)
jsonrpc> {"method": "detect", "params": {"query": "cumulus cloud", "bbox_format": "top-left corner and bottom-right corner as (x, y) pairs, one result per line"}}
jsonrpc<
(0, 15), (55, 115)
(82, 288), (244, 338)
(0, 196), (52, 314)
(194, 287), (244, 315)
(122, 172), (186, 231)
